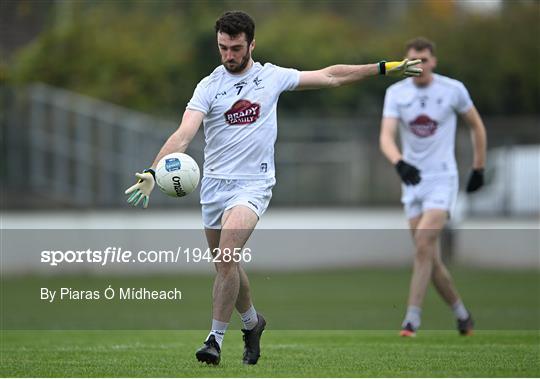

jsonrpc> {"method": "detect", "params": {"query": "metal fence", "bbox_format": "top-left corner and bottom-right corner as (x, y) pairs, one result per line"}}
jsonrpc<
(4, 84), (385, 208)
(5, 84), (203, 207)
(3, 84), (540, 214)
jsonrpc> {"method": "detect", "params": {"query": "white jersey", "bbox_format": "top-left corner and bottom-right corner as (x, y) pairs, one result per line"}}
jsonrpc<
(186, 62), (299, 179)
(383, 73), (474, 176)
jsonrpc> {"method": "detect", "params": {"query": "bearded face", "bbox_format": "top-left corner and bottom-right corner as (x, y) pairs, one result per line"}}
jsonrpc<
(217, 32), (254, 74)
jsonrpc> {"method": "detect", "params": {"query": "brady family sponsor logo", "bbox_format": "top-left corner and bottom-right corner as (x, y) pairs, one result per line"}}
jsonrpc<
(224, 99), (261, 125)
(409, 114), (438, 137)
(165, 158), (181, 172)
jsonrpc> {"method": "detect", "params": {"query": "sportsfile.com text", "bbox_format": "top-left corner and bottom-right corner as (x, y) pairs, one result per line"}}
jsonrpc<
(40, 247), (253, 266)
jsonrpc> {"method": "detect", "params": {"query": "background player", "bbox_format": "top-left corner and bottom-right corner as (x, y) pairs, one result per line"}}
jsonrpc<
(379, 37), (487, 337)
(125, 11), (421, 364)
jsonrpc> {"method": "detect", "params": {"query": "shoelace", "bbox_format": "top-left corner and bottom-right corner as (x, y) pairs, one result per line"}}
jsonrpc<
(205, 338), (220, 352)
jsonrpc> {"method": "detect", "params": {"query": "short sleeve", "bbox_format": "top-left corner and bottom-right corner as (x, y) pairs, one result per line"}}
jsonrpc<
(454, 82), (474, 114)
(382, 88), (399, 118)
(186, 80), (211, 115)
(273, 65), (300, 93)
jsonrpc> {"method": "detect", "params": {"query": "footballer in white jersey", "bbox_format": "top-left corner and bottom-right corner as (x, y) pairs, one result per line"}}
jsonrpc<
(187, 62), (299, 180)
(380, 37), (487, 338)
(125, 11), (422, 365)
(187, 62), (299, 229)
(383, 73), (474, 178)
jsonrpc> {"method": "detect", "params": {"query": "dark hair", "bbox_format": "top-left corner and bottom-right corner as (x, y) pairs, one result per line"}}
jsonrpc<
(215, 11), (255, 45)
(406, 37), (436, 55)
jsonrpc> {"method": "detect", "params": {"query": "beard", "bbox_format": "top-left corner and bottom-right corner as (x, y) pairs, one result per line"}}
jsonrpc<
(223, 50), (251, 73)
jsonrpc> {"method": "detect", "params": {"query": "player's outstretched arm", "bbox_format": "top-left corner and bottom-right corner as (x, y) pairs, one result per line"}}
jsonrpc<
(296, 59), (422, 90)
(124, 110), (204, 208)
(461, 106), (487, 192)
(380, 117), (421, 185)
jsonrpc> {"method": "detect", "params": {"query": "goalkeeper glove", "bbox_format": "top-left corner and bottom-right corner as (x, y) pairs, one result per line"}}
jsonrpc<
(395, 160), (421, 185)
(466, 168), (484, 193)
(125, 168), (155, 208)
(379, 59), (422, 77)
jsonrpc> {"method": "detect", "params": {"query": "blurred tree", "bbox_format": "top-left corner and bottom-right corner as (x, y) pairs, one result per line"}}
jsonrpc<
(8, 0), (539, 116)
(10, 1), (198, 116)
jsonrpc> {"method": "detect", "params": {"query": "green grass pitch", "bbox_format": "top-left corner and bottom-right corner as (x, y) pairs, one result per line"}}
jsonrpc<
(1, 268), (539, 376)
(2, 330), (538, 377)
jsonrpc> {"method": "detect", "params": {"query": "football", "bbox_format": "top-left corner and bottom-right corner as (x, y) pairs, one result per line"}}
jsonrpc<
(155, 153), (200, 197)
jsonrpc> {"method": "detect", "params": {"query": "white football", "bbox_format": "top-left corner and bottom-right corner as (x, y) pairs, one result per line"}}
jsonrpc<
(155, 153), (200, 197)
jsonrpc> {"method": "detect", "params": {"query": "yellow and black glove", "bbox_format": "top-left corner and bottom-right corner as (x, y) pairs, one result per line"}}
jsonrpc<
(379, 59), (422, 77)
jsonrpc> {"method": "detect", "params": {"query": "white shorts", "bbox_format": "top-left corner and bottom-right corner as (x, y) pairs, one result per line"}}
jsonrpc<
(401, 175), (458, 219)
(200, 177), (276, 229)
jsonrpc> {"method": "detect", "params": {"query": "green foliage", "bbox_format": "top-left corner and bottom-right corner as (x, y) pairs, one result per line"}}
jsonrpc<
(256, 7), (378, 116)
(8, 1), (540, 116)
(11, 2), (198, 116)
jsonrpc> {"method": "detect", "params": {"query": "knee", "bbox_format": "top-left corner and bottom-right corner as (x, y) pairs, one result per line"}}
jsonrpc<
(414, 248), (433, 263)
(414, 233), (438, 260)
(215, 261), (239, 275)
(431, 260), (442, 277)
(431, 258), (448, 275)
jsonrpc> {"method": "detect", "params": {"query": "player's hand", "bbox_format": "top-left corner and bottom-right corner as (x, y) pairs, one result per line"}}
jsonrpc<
(395, 160), (421, 185)
(379, 59), (422, 77)
(466, 168), (484, 193)
(125, 169), (155, 208)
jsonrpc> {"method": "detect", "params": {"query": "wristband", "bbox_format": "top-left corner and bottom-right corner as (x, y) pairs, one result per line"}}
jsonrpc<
(143, 168), (156, 180)
(378, 61), (386, 75)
